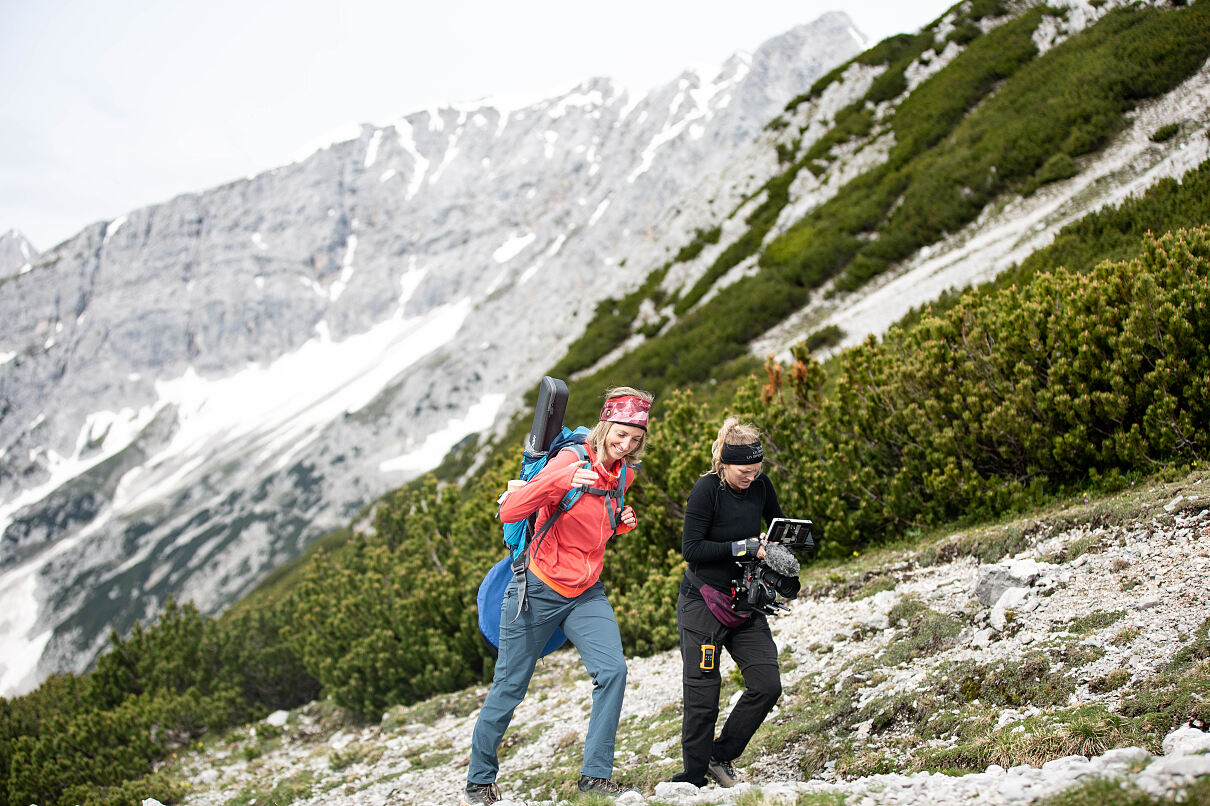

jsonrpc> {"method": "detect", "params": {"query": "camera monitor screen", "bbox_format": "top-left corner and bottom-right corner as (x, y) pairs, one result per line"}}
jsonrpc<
(766, 517), (813, 545)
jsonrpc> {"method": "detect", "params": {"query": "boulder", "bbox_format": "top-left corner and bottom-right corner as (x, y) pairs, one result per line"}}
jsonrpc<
(1162, 724), (1210, 757)
(990, 586), (1035, 632)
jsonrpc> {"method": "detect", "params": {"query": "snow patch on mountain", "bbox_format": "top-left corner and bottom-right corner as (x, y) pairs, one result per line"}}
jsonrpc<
(379, 392), (506, 475)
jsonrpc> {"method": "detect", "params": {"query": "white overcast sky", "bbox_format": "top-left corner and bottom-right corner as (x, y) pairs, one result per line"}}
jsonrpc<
(1, 0), (956, 251)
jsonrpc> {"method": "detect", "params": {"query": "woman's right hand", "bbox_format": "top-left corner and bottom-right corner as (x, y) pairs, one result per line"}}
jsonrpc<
(570, 461), (596, 488)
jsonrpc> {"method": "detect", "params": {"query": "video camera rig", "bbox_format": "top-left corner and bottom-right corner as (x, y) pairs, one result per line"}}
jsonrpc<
(732, 518), (817, 616)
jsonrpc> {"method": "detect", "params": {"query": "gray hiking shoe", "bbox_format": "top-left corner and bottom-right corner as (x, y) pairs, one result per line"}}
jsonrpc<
(706, 757), (739, 787)
(577, 775), (638, 797)
(460, 781), (501, 806)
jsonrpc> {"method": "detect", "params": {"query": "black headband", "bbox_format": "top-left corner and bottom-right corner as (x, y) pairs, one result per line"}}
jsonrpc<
(720, 440), (763, 465)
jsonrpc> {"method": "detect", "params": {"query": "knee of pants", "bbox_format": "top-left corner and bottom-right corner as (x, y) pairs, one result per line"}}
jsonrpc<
(747, 669), (782, 704)
(489, 672), (532, 702)
(593, 657), (627, 690)
(683, 677), (721, 711)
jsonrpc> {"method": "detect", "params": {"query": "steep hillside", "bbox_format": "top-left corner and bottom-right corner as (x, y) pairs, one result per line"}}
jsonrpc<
(549, 0), (1210, 429)
(3, 171), (1207, 806)
(152, 468), (1210, 806)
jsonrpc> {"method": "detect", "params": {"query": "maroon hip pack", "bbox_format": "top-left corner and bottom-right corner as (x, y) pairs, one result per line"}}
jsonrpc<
(686, 569), (751, 628)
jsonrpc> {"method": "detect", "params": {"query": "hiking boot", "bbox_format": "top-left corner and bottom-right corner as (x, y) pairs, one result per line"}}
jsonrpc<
(706, 757), (739, 787)
(460, 781), (501, 806)
(577, 775), (638, 797)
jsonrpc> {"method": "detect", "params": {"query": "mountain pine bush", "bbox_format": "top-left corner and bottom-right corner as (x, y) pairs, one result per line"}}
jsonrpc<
(284, 465), (508, 716)
(0, 596), (316, 806)
(741, 226), (1210, 551)
(5, 685), (241, 806)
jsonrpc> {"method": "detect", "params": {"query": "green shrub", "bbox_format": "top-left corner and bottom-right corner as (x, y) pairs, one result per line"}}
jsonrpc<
(877, 596), (962, 666)
(1150, 122), (1180, 142)
(802, 104), (876, 164)
(61, 770), (188, 806)
(1038, 776), (1182, 806)
(743, 226), (1210, 554)
(0, 589), (316, 806)
(674, 226), (722, 263)
(804, 324), (845, 353)
(1064, 610), (1125, 635)
(948, 22), (983, 46)
(1088, 668), (1132, 693)
(6, 686), (242, 806)
(283, 470), (504, 716)
(216, 597), (322, 711)
(858, 33), (924, 67)
(0, 672), (91, 806)
(1023, 153), (1080, 195)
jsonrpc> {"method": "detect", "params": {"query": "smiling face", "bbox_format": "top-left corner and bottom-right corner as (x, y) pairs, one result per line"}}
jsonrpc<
(601, 423), (645, 466)
(722, 462), (762, 491)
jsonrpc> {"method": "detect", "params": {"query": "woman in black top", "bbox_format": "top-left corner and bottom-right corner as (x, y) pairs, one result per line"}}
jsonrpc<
(671, 418), (799, 788)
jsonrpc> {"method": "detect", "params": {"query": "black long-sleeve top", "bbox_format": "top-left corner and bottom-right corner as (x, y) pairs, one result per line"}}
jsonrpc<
(679, 472), (784, 599)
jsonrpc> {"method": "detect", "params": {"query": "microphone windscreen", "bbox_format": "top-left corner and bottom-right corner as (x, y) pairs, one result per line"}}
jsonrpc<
(763, 543), (800, 577)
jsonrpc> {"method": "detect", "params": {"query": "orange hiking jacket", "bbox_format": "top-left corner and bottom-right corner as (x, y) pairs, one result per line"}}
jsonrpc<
(498, 444), (632, 598)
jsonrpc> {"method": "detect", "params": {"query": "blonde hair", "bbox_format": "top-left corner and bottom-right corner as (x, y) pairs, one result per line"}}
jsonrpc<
(707, 417), (762, 477)
(587, 386), (654, 466)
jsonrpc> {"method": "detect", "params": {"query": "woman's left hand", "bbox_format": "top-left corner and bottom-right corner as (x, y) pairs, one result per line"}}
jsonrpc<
(620, 506), (637, 528)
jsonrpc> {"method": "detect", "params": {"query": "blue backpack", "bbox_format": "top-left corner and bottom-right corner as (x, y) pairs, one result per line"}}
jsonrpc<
(476, 426), (629, 658)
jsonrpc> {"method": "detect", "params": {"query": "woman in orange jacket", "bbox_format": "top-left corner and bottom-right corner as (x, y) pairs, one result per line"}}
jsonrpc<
(462, 386), (654, 805)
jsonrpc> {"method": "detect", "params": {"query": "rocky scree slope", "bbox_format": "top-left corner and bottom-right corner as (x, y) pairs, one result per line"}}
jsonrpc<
(159, 470), (1210, 806)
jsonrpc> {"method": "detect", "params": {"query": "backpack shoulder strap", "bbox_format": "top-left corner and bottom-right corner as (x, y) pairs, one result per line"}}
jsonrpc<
(521, 443), (590, 563)
(558, 443), (591, 509)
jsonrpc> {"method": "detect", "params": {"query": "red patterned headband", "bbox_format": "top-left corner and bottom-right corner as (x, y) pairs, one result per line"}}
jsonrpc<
(600, 395), (651, 430)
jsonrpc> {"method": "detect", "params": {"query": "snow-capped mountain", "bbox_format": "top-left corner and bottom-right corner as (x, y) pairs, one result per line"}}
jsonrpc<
(0, 13), (865, 695)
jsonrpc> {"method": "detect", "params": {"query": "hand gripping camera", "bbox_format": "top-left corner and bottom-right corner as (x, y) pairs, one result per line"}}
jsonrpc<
(732, 518), (816, 616)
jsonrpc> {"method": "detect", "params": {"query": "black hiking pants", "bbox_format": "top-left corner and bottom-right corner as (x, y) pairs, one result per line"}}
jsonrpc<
(672, 592), (782, 786)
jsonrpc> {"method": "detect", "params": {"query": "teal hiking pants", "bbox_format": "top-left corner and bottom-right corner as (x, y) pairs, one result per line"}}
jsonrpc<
(468, 569), (627, 783)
